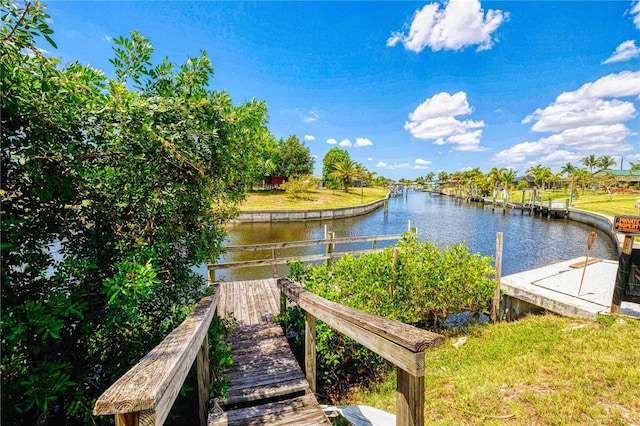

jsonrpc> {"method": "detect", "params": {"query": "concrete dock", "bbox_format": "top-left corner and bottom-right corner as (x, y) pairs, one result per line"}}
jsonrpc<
(501, 257), (640, 320)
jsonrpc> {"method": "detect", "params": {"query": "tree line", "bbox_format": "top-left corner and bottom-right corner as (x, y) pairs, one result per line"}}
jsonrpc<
(412, 154), (638, 199)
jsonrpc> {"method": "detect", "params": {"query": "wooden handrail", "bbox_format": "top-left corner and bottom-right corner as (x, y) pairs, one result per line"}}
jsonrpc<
(278, 278), (443, 354)
(93, 285), (219, 426)
(207, 231), (408, 282)
(219, 233), (404, 252)
(277, 278), (444, 426)
(209, 249), (384, 270)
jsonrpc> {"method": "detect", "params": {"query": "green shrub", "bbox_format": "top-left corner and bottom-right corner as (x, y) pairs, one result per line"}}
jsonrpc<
(284, 233), (497, 397)
(280, 175), (318, 200)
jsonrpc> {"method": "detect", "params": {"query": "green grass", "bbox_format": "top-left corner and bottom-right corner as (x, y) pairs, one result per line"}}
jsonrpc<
(571, 192), (639, 217)
(338, 315), (640, 425)
(240, 187), (389, 211)
(503, 189), (639, 217)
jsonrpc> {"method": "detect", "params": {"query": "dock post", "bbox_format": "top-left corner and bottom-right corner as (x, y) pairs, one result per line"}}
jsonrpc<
(491, 232), (503, 322)
(326, 231), (335, 268)
(611, 235), (634, 314)
(272, 248), (278, 278)
(208, 266), (215, 285)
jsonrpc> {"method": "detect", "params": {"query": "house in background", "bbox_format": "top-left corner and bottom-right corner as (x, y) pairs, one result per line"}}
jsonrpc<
(513, 175), (536, 189)
(593, 169), (640, 187)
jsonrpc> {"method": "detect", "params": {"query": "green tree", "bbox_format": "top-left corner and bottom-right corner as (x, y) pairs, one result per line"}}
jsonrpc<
(574, 168), (590, 194)
(322, 147), (350, 189)
(487, 167), (506, 197)
(581, 154), (598, 174)
(500, 168), (518, 199)
(1, 4), (267, 423)
(526, 164), (554, 190)
(331, 158), (358, 193)
(249, 132), (280, 189)
(597, 155), (617, 170)
(561, 163), (578, 206)
(630, 161), (640, 173)
(437, 171), (450, 183)
(278, 135), (314, 178)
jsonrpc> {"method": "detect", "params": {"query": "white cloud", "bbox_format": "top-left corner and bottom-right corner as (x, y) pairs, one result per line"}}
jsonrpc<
(603, 40), (640, 64)
(387, 0), (509, 53)
(537, 150), (582, 165)
(304, 135), (315, 142)
(326, 138), (337, 145)
(494, 124), (635, 166)
(524, 98), (636, 133)
(631, 1), (640, 29)
(303, 109), (320, 123)
(339, 138), (352, 147)
(521, 71), (640, 134)
(368, 157), (373, 161)
(554, 71), (640, 103)
(103, 35), (112, 43)
(415, 158), (432, 166)
(355, 137), (373, 147)
(377, 162), (411, 169)
(405, 91), (486, 151)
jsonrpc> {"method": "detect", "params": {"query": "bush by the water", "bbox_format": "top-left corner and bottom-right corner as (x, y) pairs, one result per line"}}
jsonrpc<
(281, 234), (497, 397)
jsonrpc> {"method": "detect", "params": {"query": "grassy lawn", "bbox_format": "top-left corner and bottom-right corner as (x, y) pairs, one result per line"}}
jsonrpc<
(339, 314), (640, 425)
(571, 192), (639, 217)
(240, 187), (389, 211)
(499, 189), (639, 217)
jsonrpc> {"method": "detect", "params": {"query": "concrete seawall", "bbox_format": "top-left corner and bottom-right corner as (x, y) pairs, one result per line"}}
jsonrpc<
(234, 197), (387, 223)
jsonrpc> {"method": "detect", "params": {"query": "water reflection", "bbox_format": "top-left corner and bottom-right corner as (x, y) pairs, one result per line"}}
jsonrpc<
(206, 192), (617, 281)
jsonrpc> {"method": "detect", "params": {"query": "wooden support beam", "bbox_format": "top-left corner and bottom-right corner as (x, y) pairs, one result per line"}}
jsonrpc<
(305, 312), (317, 393)
(396, 367), (424, 426)
(197, 335), (210, 426)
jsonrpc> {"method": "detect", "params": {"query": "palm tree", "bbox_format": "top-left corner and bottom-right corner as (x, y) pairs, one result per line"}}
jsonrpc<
(597, 155), (617, 171)
(437, 171), (450, 183)
(487, 167), (506, 198)
(629, 161), (640, 173)
(331, 159), (358, 193)
(561, 163), (578, 206)
(500, 168), (518, 200)
(581, 154), (598, 174)
(526, 164), (554, 190)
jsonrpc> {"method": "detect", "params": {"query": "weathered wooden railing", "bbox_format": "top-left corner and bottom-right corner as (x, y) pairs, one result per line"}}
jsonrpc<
(277, 277), (445, 426)
(93, 285), (219, 426)
(208, 230), (407, 282)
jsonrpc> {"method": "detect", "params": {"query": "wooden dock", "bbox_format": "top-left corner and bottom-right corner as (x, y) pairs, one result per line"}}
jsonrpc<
(210, 279), (330, 425)
(93, 277), (444, 426)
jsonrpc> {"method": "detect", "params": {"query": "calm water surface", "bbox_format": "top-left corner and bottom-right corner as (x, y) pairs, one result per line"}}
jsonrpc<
(208, 191), (617, 281)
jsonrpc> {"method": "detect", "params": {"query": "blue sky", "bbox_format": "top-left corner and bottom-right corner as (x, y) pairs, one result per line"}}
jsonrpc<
(45, 0), (640, 180)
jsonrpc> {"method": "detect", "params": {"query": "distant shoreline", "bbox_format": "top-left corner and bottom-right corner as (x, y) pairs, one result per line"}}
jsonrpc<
(232, 196), (388, 223)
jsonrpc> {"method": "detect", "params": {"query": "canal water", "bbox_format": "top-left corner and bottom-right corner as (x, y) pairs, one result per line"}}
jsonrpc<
(207, 191), (617, 281)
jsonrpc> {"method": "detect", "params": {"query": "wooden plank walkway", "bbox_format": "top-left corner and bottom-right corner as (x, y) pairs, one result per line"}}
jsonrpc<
(209, 279), (330, 425)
